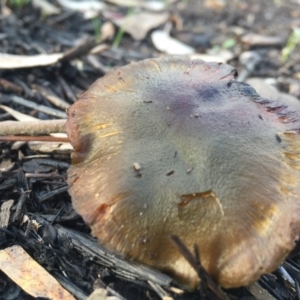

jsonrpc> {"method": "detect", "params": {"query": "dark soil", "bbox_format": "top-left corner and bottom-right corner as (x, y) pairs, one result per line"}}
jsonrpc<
(1, 0), (300, 299)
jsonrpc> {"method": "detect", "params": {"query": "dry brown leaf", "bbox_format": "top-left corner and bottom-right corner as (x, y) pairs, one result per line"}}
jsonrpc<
(0, 245), (75, 300)
(105, 11), (169, 40)
(241, 33), (285, 46)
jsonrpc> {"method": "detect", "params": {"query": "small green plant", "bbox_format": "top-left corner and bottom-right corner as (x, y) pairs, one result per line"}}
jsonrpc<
(113, 7), (133, 48)
(9, 0), (30, 8)
(222, 38), (236, 49)
(93, 17), (101, 43)
(281, 28), (300, 62)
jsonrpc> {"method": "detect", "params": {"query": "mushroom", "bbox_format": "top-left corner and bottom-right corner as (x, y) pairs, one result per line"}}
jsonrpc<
(66, 56), (300, 290)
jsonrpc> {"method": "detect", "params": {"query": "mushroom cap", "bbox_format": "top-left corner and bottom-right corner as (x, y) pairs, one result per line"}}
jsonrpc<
(66, 56), (300, 289)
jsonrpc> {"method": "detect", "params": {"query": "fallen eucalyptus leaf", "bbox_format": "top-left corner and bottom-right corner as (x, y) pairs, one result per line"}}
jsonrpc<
(0, 53), (63, 69)
(32, 0), (61, 15)
(151, 30), (195, 55)
(57, 0), (106, 18)
(0, 245), (75, 300)
(0, 105), (38, 121)
(104, 11), (169, 40)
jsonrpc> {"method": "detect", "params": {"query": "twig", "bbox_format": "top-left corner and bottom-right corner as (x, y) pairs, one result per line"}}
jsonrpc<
(0, 120), (66, 136)
(60, 37), (97, 62)
(11, 95), (67, 118)
(12, 193), (27, 224)
(47, 10), (77, 26)
(237, 51), (262, 82)
(148, 281), (172, 300)
(170, 235), (229, 300)
(54, 272), (88, 300)
(39, 186), (69, 203)
(59, 22), (114, 63)
(0, 136), (69, 142)
(0, 78), (24, 94)
(57, 75), (77, 103)
(36, 85), (70, 110)
(51, 223), (172, 288)
(248, 282), (276, 300)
